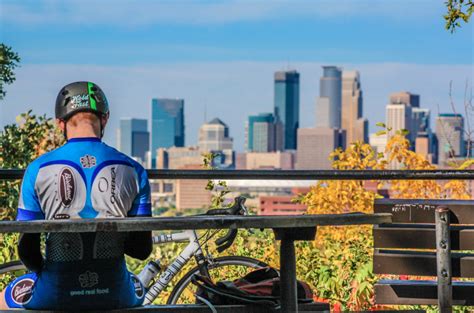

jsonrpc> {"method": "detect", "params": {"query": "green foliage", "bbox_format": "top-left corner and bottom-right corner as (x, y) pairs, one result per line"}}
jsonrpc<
(202, 152), (230, 208)
(444, 0), (474, 32)
(294, 226), (375, 311)
(0, 44), (21, 100)
(0, 111), (64, 287)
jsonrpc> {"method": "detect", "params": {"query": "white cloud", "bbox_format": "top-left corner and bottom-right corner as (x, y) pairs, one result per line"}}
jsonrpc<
(1, 61), (471, 152)
(1, 0), (440, 27)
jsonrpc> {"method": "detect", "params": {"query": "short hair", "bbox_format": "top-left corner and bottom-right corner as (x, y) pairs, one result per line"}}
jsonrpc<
(68, 112), (100, 129)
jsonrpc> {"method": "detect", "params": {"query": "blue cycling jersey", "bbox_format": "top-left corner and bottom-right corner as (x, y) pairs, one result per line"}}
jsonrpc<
(6, 137), (151, 310)
(18, 137), (151, 220)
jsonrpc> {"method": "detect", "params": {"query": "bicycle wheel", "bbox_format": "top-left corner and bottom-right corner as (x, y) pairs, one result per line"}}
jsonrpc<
(167, 256), (268, 305)
(0, 261), (26, 275)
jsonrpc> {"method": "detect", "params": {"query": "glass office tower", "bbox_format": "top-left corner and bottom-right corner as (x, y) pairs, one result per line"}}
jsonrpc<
(151, 98), (185, 167)
(246, 113), (276, 152)
(316, 66), (342, 129)
(118, 118), (149, 163)
(274, 70), (300, 150)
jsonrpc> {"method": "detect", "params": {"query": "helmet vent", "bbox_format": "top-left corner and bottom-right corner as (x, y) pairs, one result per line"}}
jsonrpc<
(61, 90), (69, 96)
(64, 97), (71, 106)
(91, 86), (98, 92)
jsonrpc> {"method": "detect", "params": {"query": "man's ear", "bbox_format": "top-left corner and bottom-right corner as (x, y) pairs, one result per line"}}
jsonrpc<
(101, 113), (109, 128)
(56, 119), (66, 132)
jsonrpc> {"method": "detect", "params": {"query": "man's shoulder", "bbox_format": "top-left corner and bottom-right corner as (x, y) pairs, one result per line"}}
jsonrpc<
(25, 146), (66, 174)
(100, 143), (146, 173)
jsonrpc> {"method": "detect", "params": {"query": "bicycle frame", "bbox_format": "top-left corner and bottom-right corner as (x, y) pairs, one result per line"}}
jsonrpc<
(143, 229), (208, 305)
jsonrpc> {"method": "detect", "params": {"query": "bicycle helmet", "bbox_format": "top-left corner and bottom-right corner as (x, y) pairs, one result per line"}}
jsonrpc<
(55, 81), (109, 121)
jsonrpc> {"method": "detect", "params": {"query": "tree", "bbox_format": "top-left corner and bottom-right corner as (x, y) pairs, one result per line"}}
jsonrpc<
(444, 0), (474, 32)
(0, 44), (21, 100)
(0, 111), (64, 288)
(299, 127), (470, 311)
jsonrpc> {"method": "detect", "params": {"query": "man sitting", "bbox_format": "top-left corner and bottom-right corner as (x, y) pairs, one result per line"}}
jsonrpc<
(0, 82), (153, 310)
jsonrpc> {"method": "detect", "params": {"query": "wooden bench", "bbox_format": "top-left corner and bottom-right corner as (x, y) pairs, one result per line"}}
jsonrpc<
(374, 199), (474, 312)
(0, 213), (391, 313)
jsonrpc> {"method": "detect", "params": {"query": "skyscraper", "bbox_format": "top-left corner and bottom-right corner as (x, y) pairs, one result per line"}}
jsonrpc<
(389, 91), (420, 108)
(386, 102), (413, 170)
(412, 108), (436, 163)
(246, 113), (276, 152)
(198, 118), (234, 168)
(274, 70), (300, 150)
(412, 108), (430, 135)
(386, 91), (422, 144)
(296, 127), (346, 169)
(386, 103), (413, 139)
(316, 66), (342, 128)
(341, 70), (368, 143)
(369, 133), (388, 158)
(436, 113), (465, 166)
(198, 118), (233, 151)
(151, 98), (185, 167)
(117, 118), (149, 164)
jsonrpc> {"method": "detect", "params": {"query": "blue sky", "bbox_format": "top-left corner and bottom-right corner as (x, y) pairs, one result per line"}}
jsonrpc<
(1, 0), (473, 151)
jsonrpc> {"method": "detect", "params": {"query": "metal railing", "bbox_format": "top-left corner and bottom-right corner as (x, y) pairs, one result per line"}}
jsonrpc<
(1, 169), (474, 180)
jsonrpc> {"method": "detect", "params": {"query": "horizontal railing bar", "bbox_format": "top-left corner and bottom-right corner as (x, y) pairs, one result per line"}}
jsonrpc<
(0, 213), (392, 233)
(0, 169), (473, 180)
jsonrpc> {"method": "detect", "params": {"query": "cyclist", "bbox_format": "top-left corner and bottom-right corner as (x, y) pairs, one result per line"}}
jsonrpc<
(0, 82), (153, 310)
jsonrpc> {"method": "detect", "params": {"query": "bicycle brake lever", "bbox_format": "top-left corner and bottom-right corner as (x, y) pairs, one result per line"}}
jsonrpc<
(216, 229), (238, 253)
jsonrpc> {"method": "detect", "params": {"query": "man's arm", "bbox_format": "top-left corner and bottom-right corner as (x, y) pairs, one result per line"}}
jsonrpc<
(125, 165), (153, 260)
(18, 234), (43, 272)
(17, 164), (45, 272)
(124, 232), (153, 260)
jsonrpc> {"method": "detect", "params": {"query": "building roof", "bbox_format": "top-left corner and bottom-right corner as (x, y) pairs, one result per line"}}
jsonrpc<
(208, 118), (227, 126)
(438, 113), (463, 118)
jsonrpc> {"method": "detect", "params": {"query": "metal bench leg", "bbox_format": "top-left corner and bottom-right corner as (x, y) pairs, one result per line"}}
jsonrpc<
(280, 238), (297, 313)
(436, 207), (452, 313)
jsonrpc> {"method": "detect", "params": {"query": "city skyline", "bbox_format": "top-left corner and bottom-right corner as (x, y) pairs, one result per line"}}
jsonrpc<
(112, 64), (472, 170)
(1, 1), (472, 152)
(3, 64), (473, 154)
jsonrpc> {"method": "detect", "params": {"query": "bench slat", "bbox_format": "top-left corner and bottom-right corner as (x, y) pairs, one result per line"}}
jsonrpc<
(0, 214), (392, 233)
(374, 249), (474, 277)
(374, 199), (474, 224)
(375, 280), (474, 305)
(0, 303), (330, 313)
(374, 225), (474, 250)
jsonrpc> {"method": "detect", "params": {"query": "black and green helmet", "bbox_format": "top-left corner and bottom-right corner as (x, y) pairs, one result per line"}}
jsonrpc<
(55, 81), (109, 120)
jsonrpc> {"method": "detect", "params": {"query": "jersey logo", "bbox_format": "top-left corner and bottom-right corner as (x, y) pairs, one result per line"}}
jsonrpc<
(98, 177), (109, 192)
(59, 168), (76, 207)
(80, 155), (97, 168)
(54, 213), (70, 220)
(110, 167), (117, 204)
(78, 271), (99, 288)
(11, 278), (34, 305)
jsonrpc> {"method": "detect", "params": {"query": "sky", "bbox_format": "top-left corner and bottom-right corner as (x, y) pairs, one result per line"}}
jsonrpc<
(1, 0), (473, 151)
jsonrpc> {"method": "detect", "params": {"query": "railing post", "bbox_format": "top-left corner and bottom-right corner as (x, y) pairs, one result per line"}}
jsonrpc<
(435, 206), (452, 313)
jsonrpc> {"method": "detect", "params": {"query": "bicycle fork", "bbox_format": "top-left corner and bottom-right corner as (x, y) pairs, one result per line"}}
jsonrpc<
(143, 230), (200, 305)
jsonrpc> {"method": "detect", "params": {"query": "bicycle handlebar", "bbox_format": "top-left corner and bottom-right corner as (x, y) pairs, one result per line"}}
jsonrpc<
(204, 196), (247, 216)
(202, 196), (247, 253)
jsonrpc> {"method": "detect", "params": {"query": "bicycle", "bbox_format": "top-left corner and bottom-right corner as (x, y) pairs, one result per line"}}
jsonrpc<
(0, 196), (268, 305)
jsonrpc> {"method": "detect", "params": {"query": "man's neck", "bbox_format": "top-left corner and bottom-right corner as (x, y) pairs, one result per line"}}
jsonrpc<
(67, 125), (100, 140)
